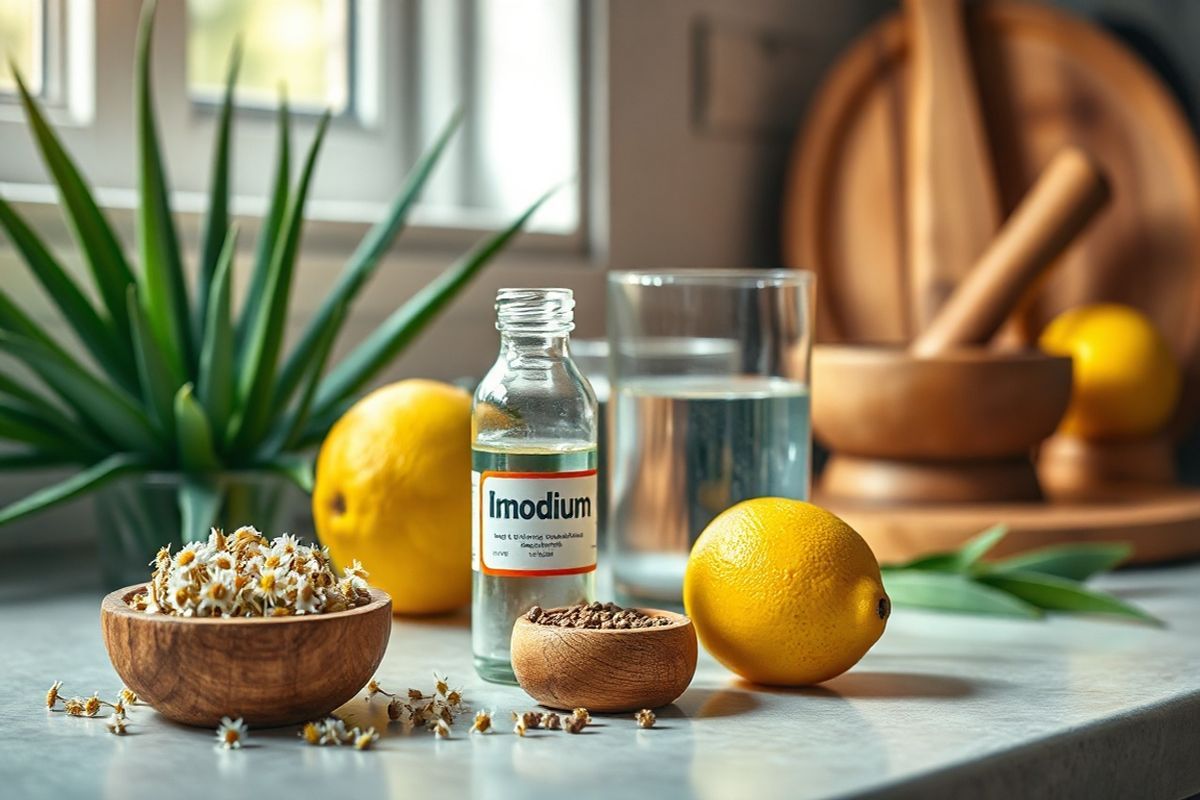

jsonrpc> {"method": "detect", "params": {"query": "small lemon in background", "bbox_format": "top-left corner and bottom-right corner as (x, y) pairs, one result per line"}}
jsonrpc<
(1039, 303), (1181, 440)
(313, 379), (472, 615)
(683, 498), (890, 686)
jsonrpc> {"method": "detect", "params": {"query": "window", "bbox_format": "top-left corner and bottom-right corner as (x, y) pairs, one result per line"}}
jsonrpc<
(0, 0), (44, 95)
(0, 0), (583, 243)
(187, 0), (351, 113)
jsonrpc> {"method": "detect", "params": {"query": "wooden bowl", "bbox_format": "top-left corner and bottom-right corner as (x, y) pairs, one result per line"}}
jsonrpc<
(511, 608), (697, 713)
(101, 585), (392, 728)
(813, 345), (1072, 503)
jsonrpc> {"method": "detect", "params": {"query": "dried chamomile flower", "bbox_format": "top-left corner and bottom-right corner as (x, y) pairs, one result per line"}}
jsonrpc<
(636, 709), (656, 729)
(353, 727), (380, 750)
(572, 707), (591, 724)
(513, 718), (527, 737)
(321, 717), (351, 746)
(563, 715), (587, 734)
(520, 711), (543, 729)
(131, 529), (370, 618)
(215, 717), (247, 750)
(434, 673), (449, 697)
(470, 711), (492, 734)
(64, 697), (85, 717)
(407, 688), (425, 701)
(84, 693), (102, 717)
(107, 715), (128, 735)
(365, 678), (394, 701)
(300, 721), (323, 746)
(446, 689), (463, 708)
(543, 713), (562, 730)
(386, 698), (406, 722)
(433, 719), (451, 739)
(119, 687), (138, 706)
(46, 680), (63, 710)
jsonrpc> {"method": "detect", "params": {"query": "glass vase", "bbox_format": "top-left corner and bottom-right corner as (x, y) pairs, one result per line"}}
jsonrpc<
(95, 471), (311, 589)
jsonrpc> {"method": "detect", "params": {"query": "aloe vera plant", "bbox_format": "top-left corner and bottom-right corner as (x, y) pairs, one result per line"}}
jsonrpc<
(0, 1), (550, 535)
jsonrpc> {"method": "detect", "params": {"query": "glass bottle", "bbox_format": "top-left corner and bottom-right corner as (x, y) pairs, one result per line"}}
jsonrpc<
(471, 288), (599, 683)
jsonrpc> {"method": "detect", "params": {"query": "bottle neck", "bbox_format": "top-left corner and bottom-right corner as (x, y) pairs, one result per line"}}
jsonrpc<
(494, 288), (575, 367)
(500, 331), (570, 367)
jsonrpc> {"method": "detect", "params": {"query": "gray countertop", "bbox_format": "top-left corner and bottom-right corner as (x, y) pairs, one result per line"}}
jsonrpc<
(3, 559), (1199, 800)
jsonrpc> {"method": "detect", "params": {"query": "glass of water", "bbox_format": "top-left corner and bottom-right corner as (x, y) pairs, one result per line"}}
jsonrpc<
(607, 269), (814, 606)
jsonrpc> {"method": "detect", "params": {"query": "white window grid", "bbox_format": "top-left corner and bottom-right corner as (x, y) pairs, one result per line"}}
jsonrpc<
(0, 0), (586, 250)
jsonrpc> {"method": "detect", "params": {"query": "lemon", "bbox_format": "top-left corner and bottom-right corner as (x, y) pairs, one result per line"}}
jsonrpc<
(313, 379), (471, 615)
(1039, 303), (1180, 439)
(683, 498), (889, 686)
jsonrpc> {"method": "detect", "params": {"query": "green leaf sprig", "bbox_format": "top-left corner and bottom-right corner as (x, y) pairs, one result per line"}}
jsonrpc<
(881, 525), (1161, 625)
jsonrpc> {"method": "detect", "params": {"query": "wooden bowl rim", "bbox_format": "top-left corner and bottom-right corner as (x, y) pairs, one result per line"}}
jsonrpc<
(513, 606), (692, 635)
(814, 343), (1072, 368)
(101, 583), (391, 626)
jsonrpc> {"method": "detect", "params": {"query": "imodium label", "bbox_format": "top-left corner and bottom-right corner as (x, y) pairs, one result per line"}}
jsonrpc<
(471, 469), (598, 576)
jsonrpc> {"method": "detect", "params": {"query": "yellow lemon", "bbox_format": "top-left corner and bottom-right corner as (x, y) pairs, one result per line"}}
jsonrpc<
(1039, 304), (1180, 439)
(313, 379), (471, 614)
(683, 498), (889, 686)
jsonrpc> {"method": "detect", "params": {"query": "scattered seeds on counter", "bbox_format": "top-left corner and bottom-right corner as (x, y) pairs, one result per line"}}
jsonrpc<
(525, 601), (675, 630)
(364, 675), (469, 737)
(636, 709), (656, 729)
(215, 717), (247, 750)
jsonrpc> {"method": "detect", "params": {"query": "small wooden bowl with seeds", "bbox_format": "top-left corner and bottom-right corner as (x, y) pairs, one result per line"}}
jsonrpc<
(511, 602), (697, 713)
(101, 584), (391, 728)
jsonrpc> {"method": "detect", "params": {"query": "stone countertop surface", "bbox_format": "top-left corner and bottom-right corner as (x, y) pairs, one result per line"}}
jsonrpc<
(3, 560), (1199, 800)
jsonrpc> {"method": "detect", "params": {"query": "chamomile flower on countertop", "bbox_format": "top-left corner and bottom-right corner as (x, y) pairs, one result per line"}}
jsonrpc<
(63, 697), (85, 716)
(300, 721), (323, 745)
(320, 717), (350, 746)
(46, 680), (62, 709)
(215, 717), (247, 750)
(353, 727), (380, 750)
(433, 719), (451, 739)
(470, 710), (492, 734)
(84, 693), (102, 717)
(107, 715), (128, 735)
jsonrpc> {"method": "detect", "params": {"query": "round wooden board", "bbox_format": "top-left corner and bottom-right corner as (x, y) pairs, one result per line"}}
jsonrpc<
(818, 488), (1200, 566)
(782, 0), (1200, 423)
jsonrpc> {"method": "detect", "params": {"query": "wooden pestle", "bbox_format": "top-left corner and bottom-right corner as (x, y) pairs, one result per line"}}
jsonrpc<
(905, 0), (1002, 332)
(910, 147), (1110, 357)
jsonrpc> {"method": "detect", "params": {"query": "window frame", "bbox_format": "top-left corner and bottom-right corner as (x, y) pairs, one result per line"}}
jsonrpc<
(0, 0), (590, 257)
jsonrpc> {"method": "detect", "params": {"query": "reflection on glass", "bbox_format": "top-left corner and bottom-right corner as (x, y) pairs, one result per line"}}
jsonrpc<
(187, 0), (349, 111)
(0, 0), (42, 94)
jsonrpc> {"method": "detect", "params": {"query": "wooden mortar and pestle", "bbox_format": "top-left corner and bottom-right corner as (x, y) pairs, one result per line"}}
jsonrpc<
(814, 147), (1110, 504)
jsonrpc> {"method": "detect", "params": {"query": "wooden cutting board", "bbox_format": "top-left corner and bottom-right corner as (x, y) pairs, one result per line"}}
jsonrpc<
(782, 0), (1200, 422)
